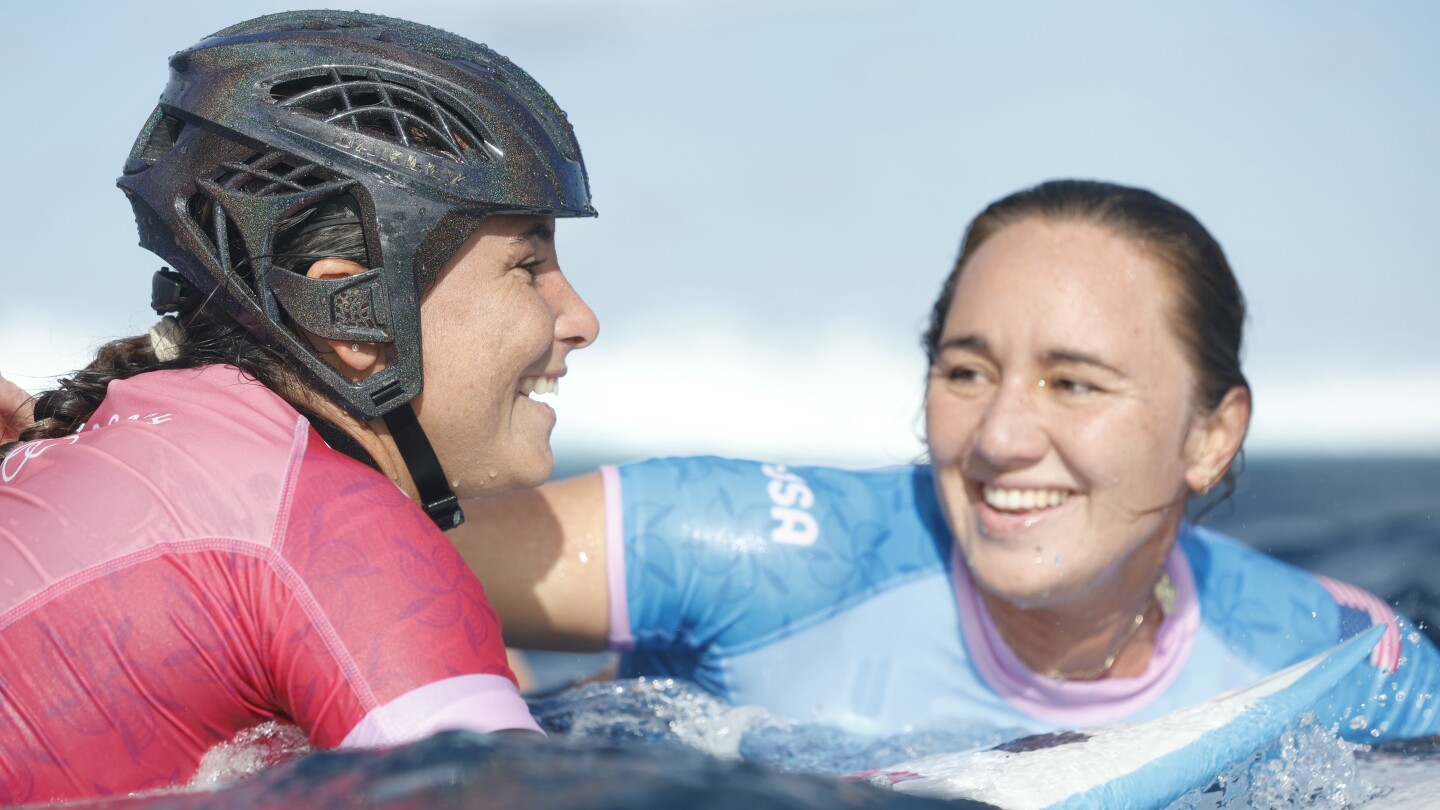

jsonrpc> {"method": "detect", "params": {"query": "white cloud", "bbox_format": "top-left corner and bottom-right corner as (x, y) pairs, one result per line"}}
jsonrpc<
(551, 319), (928, 467)
(0, 305), (134, 393)
(549, 318), (1440, 464)
(6, 314), (1437, 463)
(1246, 372), (1440, 456)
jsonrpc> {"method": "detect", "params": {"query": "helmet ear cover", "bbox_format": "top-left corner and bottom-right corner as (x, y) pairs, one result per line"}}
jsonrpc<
(265, 266), (391, 344)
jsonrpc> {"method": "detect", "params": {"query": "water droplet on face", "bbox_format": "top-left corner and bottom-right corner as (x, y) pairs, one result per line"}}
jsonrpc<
(578, 551), (589, 564)
(488, 470), (499, 478)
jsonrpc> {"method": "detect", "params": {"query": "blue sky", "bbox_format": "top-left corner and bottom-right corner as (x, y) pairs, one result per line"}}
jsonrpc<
(2, 1), (1436, 464)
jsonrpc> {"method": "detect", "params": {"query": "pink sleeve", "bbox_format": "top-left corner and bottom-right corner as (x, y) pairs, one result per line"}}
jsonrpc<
(273, 433), (535, 746)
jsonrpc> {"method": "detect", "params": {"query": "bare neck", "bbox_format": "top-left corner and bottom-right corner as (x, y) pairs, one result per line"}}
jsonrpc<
(300, 394), (419, 501)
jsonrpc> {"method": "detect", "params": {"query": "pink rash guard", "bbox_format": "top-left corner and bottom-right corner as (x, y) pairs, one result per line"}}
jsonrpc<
(0, 366), (537, 804)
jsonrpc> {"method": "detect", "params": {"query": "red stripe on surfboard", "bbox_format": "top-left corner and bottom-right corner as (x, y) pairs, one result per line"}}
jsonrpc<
(1316, 574), (1402, 672)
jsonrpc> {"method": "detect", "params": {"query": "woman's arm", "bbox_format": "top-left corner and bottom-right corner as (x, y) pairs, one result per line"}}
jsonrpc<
(1, 371), (35, 444)
(449, 471), (612, 651)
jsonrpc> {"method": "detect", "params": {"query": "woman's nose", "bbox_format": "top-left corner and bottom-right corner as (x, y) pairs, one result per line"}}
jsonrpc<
(552, 274), (599, 351)
(973, 378), (1048, 468)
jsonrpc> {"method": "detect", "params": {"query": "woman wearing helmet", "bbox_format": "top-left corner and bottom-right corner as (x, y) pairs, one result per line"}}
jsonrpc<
(0, 11), (596, 803)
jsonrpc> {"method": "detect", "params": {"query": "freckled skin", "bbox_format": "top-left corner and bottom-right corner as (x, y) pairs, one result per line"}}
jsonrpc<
(924, 217), (1216, 674)
(413, 215), (598, 499)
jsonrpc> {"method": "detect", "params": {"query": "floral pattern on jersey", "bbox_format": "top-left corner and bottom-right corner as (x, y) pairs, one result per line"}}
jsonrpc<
(623, 458), (946, 652)
(284, 438), (512, 708)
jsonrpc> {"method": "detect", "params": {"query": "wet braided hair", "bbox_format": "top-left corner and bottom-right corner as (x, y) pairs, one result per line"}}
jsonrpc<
(1, 198), (367, 457)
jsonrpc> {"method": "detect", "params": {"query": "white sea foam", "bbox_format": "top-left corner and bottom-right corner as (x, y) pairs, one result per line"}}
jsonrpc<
(6, 304), (1436, 462)
(189, 722), (312, 789)
(1166, 716), (1370, 809)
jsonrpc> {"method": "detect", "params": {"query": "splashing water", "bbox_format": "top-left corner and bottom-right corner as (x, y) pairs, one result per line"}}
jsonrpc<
(527, 676), (771, 758)
(171, 678), (1439, 809)
(1165, 714), (1373, 809)
(189, 721), (312, 788)
(526, 676), (1017, 773)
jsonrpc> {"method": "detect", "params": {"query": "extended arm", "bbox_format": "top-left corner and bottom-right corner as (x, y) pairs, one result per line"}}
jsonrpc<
(1, 371), (35, 444)
(449, 471), (612, 651)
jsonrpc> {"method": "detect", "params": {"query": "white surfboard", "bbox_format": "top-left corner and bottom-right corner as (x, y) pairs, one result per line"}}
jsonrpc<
(868, 624), (1383, 810)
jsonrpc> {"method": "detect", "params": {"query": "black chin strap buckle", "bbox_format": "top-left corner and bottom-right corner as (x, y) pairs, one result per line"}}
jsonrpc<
(375, 387), (465, 530)
(422, 493), (464, 530)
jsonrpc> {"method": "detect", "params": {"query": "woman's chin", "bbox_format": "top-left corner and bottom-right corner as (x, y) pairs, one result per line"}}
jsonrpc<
(967, 560), (1090, 611)
(511, 445), (556, 490)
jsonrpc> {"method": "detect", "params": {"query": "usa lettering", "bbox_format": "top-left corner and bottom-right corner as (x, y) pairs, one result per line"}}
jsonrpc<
(761, 463), (819, 546)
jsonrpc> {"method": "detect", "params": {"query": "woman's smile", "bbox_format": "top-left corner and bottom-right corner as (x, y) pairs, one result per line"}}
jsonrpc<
(970, 479), (1078, 538)
(516, 374), (563, 422)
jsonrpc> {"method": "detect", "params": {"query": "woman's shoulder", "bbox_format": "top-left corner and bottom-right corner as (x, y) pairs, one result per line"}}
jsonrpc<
(616, 456), (947, 558)
(1181, 523), (1334, 606)
(1178, 524), (1388, 669)
(613, 457), (952, 626)
(1179, 524), (1305, 577)
(120, 364), (296, 420)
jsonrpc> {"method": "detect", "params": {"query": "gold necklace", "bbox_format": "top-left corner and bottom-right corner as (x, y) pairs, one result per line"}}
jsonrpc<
(1044, 572), (1174, 681)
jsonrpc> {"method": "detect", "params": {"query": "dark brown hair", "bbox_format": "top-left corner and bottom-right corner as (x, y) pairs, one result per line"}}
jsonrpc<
(1, 201), (367, 456)
(924, 179), (1248, 412)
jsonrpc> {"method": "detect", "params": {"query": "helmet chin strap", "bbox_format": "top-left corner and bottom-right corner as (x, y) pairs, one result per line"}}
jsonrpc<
(381, 403), (464, 530)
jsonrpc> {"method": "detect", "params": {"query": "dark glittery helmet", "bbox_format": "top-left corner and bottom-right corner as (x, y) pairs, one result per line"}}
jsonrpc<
(117, 10), (595, 527)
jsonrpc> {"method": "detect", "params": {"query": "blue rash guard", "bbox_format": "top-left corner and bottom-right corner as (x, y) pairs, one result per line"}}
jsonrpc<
(601, 456), (1440, 742)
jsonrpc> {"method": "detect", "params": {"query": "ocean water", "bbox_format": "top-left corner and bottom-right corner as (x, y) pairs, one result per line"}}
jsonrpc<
(18, 456), (1440, 809)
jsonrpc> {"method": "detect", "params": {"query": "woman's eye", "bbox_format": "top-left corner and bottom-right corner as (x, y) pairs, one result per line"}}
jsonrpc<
(942, 365), (985, 385)
(1050, 376), (1097, 395)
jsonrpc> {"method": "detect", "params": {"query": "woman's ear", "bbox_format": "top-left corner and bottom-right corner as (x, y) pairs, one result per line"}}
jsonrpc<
(305, 258), (384, 376)
(1184, 386), (1252, 494)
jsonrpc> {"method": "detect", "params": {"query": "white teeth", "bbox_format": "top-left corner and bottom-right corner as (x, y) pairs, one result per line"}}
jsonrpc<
(982, 486), (1070, 511)
(519, 377), (559, 397)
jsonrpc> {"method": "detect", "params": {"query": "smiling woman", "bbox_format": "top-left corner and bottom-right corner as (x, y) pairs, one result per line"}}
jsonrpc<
(454, 179), (1440, 743)
(414, 217), (597, 494)
(923, 185), (1251, 681)
(0, 10), (597, 804)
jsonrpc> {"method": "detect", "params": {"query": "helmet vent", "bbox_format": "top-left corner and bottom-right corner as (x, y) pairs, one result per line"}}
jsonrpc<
(185, 150), (341, 284)
(128, 109), (188, 169)
(211, 150), (337, 196)
(270, 68), (492, 163)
